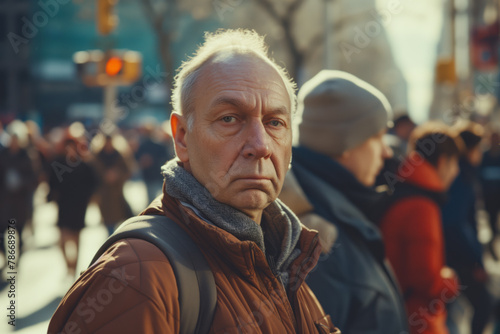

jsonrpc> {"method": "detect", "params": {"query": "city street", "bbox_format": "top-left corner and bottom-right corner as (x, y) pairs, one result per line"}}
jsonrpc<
(1, 0), (499, 332)
(0, 180), (499, 333)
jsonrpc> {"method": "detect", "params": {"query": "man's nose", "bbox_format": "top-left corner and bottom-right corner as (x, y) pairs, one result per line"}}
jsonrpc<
(242, 120), (271, 159)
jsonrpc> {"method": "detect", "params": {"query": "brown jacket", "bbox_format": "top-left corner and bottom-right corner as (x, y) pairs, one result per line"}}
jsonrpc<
(49, 193), (339, 333)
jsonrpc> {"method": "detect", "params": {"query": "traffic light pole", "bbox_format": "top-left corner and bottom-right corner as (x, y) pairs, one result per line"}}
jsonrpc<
(104, 84), (118, 122)
(99, 0), (119, 124)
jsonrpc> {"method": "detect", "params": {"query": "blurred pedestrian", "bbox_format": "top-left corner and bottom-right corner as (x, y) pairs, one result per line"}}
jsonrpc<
(379, 121), (461, 334)
(0, 120), (37, 271)
(387, 113), (416, 157)
(282, 70), (408, 333)
(25, 120), (52, 183)
(47, 131), (98, 278)
(22, 120), (49, 241)
(442, 121), (493, 334)
(480, 131), (500, 258)
(135, 122), (173, 203)
(91, 132), (135, 235)
(376, 113), (416, 187)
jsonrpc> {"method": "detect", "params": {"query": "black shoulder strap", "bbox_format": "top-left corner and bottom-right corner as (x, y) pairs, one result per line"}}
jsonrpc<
(90, 215), (217, 334)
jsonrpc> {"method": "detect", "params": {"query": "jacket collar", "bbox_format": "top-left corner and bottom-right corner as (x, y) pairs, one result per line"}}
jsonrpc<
(292, 146), (384, 243)
(292, 146), (386, 223)
(292, 162), (383, 245)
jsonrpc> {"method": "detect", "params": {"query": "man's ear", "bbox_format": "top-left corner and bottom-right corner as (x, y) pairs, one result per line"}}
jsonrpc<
(170, 113), (189, 163)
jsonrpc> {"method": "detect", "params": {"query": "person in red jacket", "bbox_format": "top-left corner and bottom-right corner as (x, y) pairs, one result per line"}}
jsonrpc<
(379, 121), (462, 334)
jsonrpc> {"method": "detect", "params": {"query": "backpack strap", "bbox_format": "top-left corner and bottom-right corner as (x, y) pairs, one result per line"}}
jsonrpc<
(90, 215), (217, 334)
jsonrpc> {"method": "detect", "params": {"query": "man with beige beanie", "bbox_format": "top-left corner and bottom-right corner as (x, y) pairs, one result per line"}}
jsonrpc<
(280, 70), (409, 333)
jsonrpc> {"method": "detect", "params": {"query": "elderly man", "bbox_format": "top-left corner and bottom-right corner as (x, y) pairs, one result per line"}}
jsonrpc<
(48, 30), (339, 333)
(280, 70), (409, 333)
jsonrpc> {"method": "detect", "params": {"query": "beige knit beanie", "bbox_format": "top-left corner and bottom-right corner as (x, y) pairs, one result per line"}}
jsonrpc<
(297, 70), (393, 157)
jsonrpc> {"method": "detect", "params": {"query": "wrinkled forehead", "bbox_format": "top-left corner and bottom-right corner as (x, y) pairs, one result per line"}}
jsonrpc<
(195, 51), (292, 109)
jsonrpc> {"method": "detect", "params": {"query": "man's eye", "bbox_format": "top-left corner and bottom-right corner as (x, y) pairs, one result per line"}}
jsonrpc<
(269, 120), (283, 127)
(221, 116), (235, 123)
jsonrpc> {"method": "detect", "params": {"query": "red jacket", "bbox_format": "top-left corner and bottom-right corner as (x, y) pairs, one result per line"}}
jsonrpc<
(380, 153), (458, 334)
(48, 192), (339, 333)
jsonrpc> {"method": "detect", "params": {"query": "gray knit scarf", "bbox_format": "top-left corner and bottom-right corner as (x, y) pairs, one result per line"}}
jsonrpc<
(161, 159), (302, 287)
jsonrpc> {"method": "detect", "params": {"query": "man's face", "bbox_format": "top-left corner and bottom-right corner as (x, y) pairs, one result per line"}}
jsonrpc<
(337, 130), (393, 187)
(171, 53), (292, 223)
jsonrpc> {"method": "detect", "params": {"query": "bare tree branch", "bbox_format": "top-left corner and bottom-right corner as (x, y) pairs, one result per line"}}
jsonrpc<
(253, 0), (308, 79)
(253, 0), (281, 22)
(285, 0), (306, 17)
(140, 0), (178, 93)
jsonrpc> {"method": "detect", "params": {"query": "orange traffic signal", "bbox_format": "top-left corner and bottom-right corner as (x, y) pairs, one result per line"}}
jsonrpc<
(74, 50), (142, 87)
(105, 57), (123, 76)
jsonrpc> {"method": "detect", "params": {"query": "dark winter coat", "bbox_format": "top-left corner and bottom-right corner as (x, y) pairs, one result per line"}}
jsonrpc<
(292, 146), (409, 334)
(0, 147), (37, 230)
(48, 155), (98, 231)
(94, 149), (133, 225)
(135, 137), (171, 182)
(441, 159), (483, 270)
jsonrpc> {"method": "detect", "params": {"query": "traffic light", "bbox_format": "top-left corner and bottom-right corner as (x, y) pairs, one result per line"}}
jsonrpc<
(73, 50), (142, 86)
(97, 0), (119, 35)
(105, 56), (124, 76)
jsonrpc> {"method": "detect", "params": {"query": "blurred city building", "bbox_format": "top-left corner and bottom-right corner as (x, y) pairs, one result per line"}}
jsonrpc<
(0, 0), (33, 124)
(2, 0), (220, 129)
(431, 0), (500, 125)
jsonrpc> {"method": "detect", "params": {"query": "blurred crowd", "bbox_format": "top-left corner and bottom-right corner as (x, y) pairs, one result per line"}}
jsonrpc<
(377, 115), (500, 334)
(0, 119), (174, 277)
(1, 111), (500, 332)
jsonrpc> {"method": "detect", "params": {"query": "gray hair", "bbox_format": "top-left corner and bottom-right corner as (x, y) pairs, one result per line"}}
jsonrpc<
(171, 29), (297, 130)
